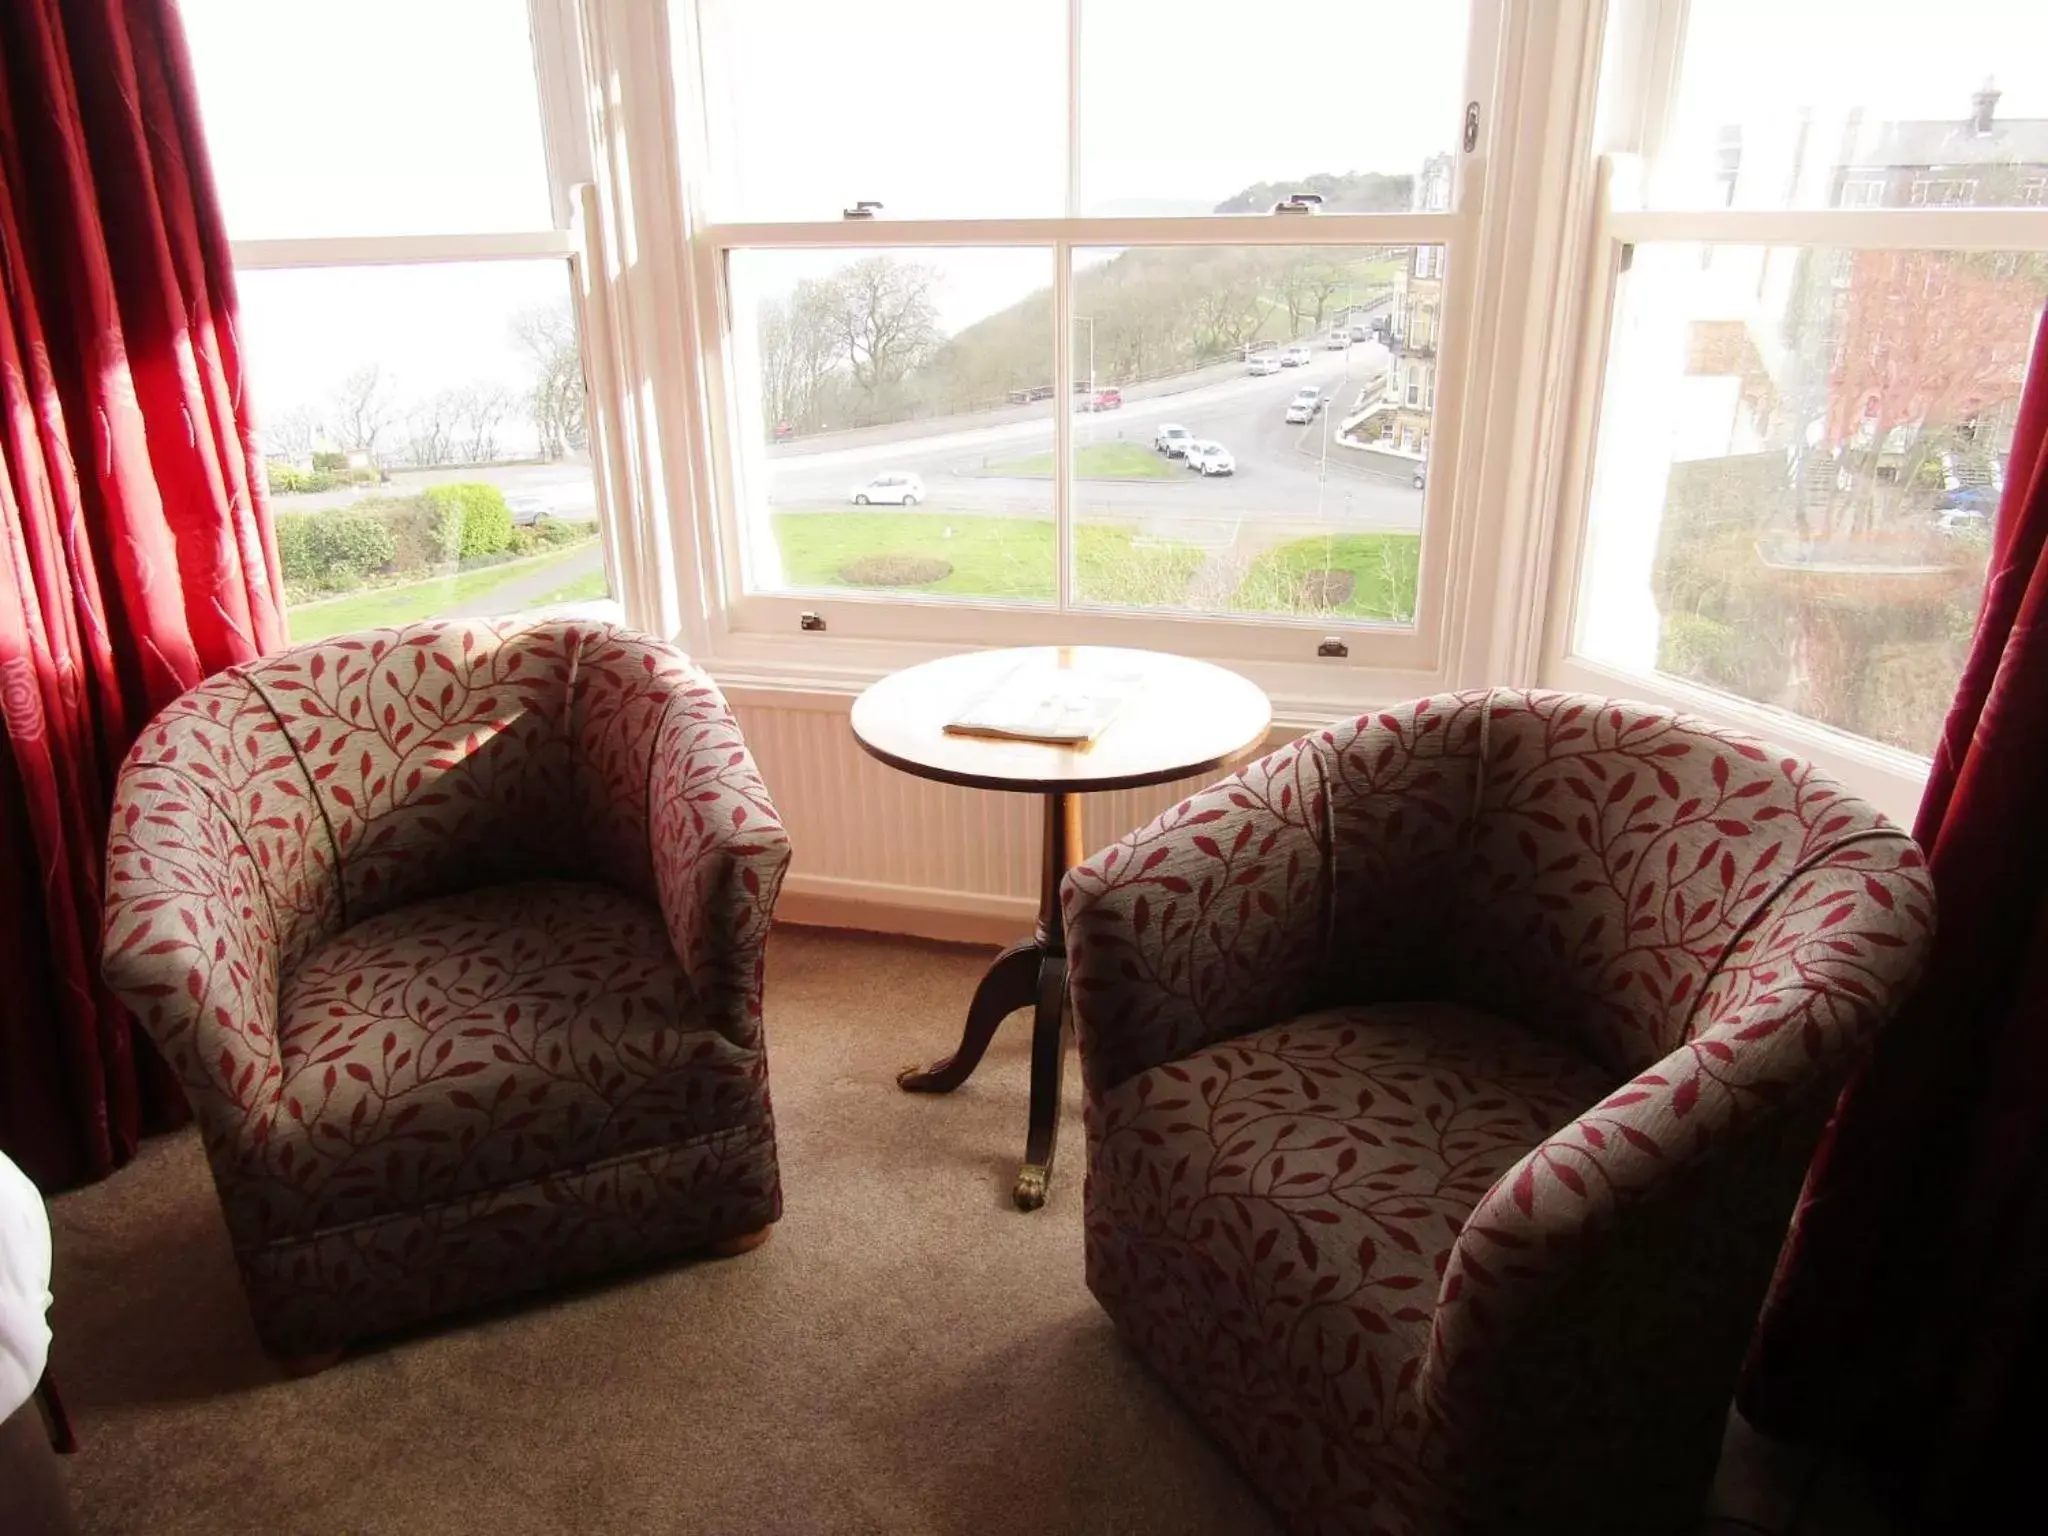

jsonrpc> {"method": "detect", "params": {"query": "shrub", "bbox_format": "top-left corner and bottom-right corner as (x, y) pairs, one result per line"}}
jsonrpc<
(273, 512), (319, 586)
(367, 495), (459, 572)
(311, 451), (349, 472)
(273, 507), (396, 592)
(307, 509), (397, 585)
(420, 483), (514, 560)
(266, 462), (351, 496)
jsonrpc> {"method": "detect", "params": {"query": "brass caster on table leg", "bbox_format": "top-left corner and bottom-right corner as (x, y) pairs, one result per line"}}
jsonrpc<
(709, 1225), (773, 1258)
(275, 1348), (344, 1378)
(1013, 1164), (1050, 1211)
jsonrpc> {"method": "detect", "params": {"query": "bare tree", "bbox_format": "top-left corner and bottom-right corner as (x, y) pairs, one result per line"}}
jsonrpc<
(511, 303), (586, 460)
(1272, 251), (1352, 337)
(261, 404), (321, 463)
(1186, 252), (1266, 358)
(757, 276), (844, 430)
(828, 256), (943, 393)
(450, 382), (514, 464)
(329, 365), (396, 458)
(400, 390), (463, 467)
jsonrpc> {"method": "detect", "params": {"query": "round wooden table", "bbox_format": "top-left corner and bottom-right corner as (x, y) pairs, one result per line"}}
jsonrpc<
(850, 646), (1272, 1209)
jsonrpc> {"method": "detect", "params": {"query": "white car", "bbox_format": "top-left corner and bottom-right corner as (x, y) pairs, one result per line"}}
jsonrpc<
(1246, 352), (1282, 376)
(1281, 345), (1312, 367)
(1285, 387), (1325, 424)
(507, 493), (550, 527)
(1325, 330), (1349, 350)
(850, 471), (924, 506)
(1154, 423), (1193, 457)
(1185, 440), (1235, 476)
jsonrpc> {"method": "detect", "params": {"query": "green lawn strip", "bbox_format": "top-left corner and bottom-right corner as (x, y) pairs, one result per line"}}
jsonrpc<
(1075, 527), (1207, 608)
(983, 441), (1176, 481)
(286, 543), (596, 642)
(769, 511), (1202, 606)
(1233, 533), (1421, 622)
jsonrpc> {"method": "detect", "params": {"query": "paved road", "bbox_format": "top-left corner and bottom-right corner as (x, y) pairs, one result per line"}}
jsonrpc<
(764, 339), (1425, 536)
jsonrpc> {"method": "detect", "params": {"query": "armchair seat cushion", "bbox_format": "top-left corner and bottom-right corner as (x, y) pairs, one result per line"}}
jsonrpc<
(264, 880), (765, 1240)
(1087, 1001), (1611, 1494)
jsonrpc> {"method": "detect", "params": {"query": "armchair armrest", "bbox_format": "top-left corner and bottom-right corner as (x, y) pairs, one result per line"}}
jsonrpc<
(1422, 837), (1935, 1407)
(101, 761), (286, 1168)
(1063, 737), (1331, 1096)
(648, 679), (791, 1047)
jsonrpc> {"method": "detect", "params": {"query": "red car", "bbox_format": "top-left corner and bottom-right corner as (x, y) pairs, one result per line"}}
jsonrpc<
(1083, 388), (1122, 412)
(773, 421), (795, 441)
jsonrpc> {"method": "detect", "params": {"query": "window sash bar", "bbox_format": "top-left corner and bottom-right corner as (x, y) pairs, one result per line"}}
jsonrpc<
(230, 231), (576, 270)
(702, 212), (1468, 251)
(1606, 206), (2048, 251)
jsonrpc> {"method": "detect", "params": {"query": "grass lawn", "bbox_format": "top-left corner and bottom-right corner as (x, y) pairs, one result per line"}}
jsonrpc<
(1233, 533), (1421, 623)
(286, 542), (598, 642)
(985, 441), (1176, 481)
(770, 512), (1203, 606)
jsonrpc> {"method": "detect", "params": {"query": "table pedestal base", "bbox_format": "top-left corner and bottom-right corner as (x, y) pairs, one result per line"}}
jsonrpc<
(898, 790), (1081, 1211)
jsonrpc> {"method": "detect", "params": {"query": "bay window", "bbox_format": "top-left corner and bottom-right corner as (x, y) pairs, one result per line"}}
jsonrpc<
(678, 0), (1487, 673)
(179, 0), (618, 643)
(1545, 0), (2048, 816)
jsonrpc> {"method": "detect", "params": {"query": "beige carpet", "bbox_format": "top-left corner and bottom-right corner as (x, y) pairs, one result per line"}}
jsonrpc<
(45, 927), (1279, 1536)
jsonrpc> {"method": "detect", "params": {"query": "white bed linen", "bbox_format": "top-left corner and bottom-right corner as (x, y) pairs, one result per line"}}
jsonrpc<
(0, 1152), (53, 1421)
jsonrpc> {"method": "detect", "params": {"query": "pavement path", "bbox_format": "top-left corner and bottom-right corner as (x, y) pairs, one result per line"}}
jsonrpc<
(439, 541), (605, 619)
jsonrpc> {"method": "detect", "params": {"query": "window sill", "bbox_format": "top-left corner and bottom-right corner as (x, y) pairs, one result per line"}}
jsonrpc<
(697, 634), (1445, 732)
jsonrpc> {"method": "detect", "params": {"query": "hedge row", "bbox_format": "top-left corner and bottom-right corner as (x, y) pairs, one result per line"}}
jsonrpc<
(274, 483), (526, 594)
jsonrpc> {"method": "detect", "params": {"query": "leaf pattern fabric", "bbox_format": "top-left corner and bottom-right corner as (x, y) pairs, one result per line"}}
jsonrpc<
(1064, 690), (1934, 1534)
(101, 620), (790, 1356)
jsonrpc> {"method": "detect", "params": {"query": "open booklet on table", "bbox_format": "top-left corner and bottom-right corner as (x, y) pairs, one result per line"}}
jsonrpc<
(943, 658), (1145, 746)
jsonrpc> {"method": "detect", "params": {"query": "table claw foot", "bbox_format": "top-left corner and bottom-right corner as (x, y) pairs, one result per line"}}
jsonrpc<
(1013, 1164), (1051, 1211)
(897, 1060), (951, 1092)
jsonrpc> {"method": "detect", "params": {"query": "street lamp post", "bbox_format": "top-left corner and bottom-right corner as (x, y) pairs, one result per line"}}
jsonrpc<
(1074, 314), (1096, 396)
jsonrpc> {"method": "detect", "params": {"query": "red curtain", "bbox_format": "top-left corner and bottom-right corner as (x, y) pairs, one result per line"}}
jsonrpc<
(0, 0), (286, 1191)
(1741, 313), (2048, 1522)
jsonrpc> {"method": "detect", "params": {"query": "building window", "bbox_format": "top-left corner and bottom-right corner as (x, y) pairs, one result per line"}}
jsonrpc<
(1556, 0), (2048, 802)
(180, 0), (614, 643)
(684, 0), (1477, 654)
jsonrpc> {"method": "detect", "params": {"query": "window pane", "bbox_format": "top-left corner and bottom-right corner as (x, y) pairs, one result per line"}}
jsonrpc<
(1656, 1), (2048, 209)
(694, 1), (1064, 221)
(181, 0), (552, 238)
(1076, 1), (1468, 216)
(1070, 245), (1435, 622)
(237, 264), (611, 644)
(730, 248), (1056, 604)
(1574, 243), (2037, 755)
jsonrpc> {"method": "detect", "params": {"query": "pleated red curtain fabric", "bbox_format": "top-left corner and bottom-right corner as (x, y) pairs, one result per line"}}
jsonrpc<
(1741, 312), (2048, 1523)
(0, 0), (286, 1191)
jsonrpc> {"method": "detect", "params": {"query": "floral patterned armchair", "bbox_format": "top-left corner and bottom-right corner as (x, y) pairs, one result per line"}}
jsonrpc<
(1063, 691), (1934, 1534)
(102, 621), (790, 1361)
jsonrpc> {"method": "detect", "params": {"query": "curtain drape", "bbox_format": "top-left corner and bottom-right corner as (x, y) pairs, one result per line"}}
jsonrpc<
(1741, 312), (2048, 1524)
(0, 0), (286, 1191)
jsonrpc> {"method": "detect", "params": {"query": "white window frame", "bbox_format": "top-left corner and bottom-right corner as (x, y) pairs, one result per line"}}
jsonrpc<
(1533, 0), (2048, 823)
(654, 0), (1526, 697)
(217, 0), (632, 627)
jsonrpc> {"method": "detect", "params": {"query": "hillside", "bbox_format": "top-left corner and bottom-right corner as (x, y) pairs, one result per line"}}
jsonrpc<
(1210, 170), (1415, 215)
